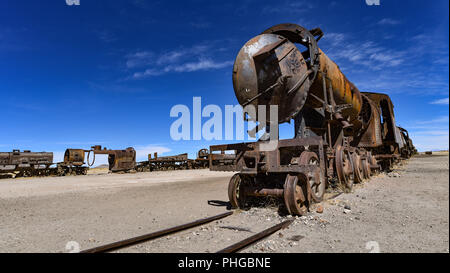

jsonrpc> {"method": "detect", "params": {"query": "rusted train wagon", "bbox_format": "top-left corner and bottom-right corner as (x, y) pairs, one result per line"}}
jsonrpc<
(136, 149), (211, 172)
(209, 23), (416, 216)
(192, 148), (210, 169)
(150, 152), (191, 171)
(135, 152), (188, 172)
(0, 150), (53, 177)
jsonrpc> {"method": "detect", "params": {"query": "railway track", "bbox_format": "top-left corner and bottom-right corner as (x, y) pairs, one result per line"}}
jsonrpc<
(81, 211), (293, 253)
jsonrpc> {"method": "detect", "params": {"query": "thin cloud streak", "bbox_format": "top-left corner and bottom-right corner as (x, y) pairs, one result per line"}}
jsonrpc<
(125, 42), (233, 79)
(430, 97), (449, 105)
(377, 18), (401, 26)
(133, 59), (233, 78)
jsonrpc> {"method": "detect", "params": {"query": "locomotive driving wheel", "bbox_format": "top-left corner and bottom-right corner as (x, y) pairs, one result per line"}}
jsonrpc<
(228, 173), (248, 209)
(299, 151), (325, 202)
(351, 151), (364, 183)
(283, 173), (309, 216)
(335, 145), (353, 192)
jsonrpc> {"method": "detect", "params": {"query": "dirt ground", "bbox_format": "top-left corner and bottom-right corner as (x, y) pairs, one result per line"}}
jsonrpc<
(0, 154), (448, 253)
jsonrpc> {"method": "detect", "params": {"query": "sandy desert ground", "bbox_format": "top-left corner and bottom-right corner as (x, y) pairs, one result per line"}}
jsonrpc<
(0, 153), (448, 253)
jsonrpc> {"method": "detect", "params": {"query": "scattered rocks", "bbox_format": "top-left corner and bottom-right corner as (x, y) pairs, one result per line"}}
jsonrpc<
(387, 172), (401, 178)
(316, 205), (324, 214)
(288, 235), (305, 242)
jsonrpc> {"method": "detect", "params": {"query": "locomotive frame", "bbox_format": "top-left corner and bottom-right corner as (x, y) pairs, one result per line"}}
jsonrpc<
(209, 23), (416, 216)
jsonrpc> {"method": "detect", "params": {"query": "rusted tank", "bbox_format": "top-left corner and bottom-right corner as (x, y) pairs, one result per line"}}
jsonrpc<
(64, 149), (86, 166)
(0, 150), (53, 177)
(0, 150), (53, 166)
(56, 149), (89, 176)
(233, 23), (362, 132)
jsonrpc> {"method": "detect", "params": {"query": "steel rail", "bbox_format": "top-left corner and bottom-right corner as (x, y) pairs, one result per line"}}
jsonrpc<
(81, 211), (233, 253)
(217, 220), (294, 253)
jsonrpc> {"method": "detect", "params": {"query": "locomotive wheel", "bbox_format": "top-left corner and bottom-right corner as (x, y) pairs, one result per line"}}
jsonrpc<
(299, 151), (325, 202)
(283, 173), (309, 216)
(335, 146), (353, 192)
(352, 152), (364, 183)
(368, 152), (379, 174)
(361, 153), (371, 179)
(228, 174), (247, 209)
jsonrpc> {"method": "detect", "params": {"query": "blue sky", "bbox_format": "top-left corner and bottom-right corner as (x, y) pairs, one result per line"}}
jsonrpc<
(0, 0), (448, 164)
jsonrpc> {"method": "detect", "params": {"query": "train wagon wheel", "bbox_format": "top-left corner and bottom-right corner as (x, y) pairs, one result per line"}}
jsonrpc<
(228, 174), (247, 209)
(335, 146), (353, 192)
(368, 152), (379, 175)
(299, 151), (325, 202)
(352, 151), (364, 183)
(361, 152), (371, 179)
(283, 173), (309, 216)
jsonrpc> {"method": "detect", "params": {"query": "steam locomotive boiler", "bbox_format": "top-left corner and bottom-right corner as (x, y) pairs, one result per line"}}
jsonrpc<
(210, 23), (415, 216)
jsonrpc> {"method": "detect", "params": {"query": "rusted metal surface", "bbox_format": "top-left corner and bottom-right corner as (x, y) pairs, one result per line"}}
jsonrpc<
(136, 149), (210, 172)
(81, 211), (233, 253)
(210, 23), (416, 216)
(211, 137), (324, 174)
(56, 149), (89, 176)
(398, 126), (417, 158)
(0, 150), (53, 166)
(0, 150), (53, 177)
(63, 149), (86, 166)
(91, 145), (136, 172)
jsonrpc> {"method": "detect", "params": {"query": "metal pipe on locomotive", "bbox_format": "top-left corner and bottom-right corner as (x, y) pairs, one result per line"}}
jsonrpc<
(209, 23), (416, 216)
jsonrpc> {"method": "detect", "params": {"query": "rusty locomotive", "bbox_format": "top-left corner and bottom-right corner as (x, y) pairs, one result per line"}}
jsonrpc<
(209, 23), (416, 216)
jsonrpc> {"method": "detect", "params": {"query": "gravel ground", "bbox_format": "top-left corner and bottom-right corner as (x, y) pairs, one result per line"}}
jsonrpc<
(0, 154), (448, 253)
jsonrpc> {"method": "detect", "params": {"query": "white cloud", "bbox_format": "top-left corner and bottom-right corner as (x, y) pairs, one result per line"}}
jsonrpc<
(410, 134), (449, 152)
(407, 116), (449, 151)
(262, 0), (315, 14)
(415, 115), (449, 125)
(319, 29), (448, 96)
(377, 18), (401, 26)
(133, 58), (233, 79)
(430, 97), (449, 105)
(172, 59), (233, 72)
(325, 33), (346, 46)
(125, 51), (154, 68)
(127, 42), (232, 79)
